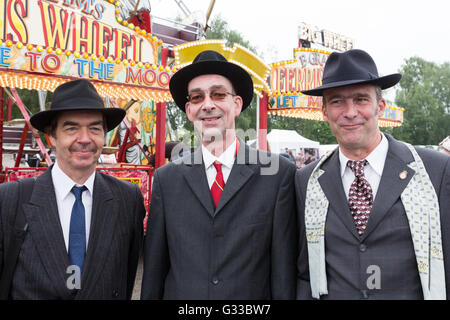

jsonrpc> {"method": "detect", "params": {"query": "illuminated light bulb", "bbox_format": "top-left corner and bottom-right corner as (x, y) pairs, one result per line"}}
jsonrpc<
(138, 62), (143, 68)
(16, 42), (23, 49)
(6, 40), (13, 47)
(37, 46), (43, 52)
(46, 47), (53, 53)
(108, 57), (114, 63)
(56, 48), (62, 55)
(83, 53), (89, 59)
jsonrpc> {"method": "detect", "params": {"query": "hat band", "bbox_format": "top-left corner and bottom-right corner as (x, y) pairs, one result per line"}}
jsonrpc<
(322, 72), (379, 84)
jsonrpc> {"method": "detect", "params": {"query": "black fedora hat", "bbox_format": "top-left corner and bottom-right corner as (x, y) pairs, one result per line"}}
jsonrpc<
(30, 79), (126, 132)
(169, 50), (254, 112)
(301, 49), (402, 96)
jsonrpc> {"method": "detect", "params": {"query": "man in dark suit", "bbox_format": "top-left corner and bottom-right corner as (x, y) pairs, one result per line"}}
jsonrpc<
(140, 50), (297, 299)
(0, 79), (146, 299)
(296, 49), (450, 299)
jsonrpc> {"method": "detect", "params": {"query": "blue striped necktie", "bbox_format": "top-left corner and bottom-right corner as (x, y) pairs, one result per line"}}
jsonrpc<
(68, 185), (88, 272)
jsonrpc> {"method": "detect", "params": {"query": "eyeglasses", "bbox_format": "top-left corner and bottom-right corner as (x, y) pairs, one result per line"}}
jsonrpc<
(187, 89), (237, 104)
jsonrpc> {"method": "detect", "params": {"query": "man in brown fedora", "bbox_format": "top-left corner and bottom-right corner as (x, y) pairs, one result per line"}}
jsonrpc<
(141, 50), (298, 299)
(0, 79), (146, 299)
(296, 49), (450, 299)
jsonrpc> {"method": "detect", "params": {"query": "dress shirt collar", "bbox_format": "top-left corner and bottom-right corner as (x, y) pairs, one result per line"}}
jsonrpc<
(339, 132), (389, 177)
(52, 160), (95, 200)
(202, 138), (237, 170)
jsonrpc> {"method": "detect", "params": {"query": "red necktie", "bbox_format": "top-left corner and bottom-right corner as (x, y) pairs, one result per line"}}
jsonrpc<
(211, 161), (225, 207)
(347, 160), (374, 236)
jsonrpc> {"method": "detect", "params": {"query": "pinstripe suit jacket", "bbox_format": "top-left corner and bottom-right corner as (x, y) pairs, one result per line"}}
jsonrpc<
(0, 168), (145, 299)
(295, 134), (450, 299)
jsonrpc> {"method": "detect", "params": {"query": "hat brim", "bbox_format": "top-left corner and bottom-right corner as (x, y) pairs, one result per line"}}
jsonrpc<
(30, 107), (126, 133)
(169, 60), (254, 112)
(301, 73), (402, 96)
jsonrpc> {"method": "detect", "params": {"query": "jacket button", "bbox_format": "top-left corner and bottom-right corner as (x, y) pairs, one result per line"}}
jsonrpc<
(360, 244), (367, 252)
(112, 290), (119, 297)
(212, 277), (219, 285)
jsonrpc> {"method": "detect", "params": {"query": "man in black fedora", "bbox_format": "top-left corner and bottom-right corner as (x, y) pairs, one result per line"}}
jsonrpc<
(141, 50), (298, 299)
(0, 79), (146, 299)
(296, 49), (450, 299)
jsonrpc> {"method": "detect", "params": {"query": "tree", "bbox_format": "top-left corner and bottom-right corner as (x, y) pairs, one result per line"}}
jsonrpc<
(391, 57), (450, 145)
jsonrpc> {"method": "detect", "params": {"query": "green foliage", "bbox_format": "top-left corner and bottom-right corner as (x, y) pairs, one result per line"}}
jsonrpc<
(3, 88), (44, 120)
(392, 57), (450, 145)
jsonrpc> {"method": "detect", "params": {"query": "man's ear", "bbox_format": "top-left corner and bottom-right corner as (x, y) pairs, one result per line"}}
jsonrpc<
(377, 98), (386, 117)
(233, 96), (243, 117)
(48, 133), (56, 146)
(185, 102), (194, 121)
(322, 105), (329, 122)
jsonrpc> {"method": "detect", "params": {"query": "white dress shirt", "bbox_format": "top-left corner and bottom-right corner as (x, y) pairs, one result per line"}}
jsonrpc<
(339, 133), (389, 200)
(202, 139), (237, 189)
(51, 161), (95, 252)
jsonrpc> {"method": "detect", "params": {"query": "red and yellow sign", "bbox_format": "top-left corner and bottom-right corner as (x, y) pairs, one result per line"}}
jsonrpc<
(268, 48), (404, 127)
(0, 0), (174, 101)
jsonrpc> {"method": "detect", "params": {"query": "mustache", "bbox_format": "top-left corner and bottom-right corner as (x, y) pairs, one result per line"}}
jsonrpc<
(69, 144), (98, 153)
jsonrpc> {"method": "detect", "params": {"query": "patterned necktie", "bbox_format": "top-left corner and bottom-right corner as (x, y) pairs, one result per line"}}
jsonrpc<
(347, 160), (374, 236)
(211, 161), (225, 207)
(68, 185), (88, 272)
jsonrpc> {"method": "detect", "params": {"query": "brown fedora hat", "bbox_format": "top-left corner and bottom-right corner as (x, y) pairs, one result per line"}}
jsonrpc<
(301, 49), (402, 96)
(169, 50), (254, 112)
(30, 79), (126, 132)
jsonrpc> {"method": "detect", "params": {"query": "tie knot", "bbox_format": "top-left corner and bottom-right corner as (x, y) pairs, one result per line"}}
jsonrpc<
(347, 160), (368, 177)
(213, 161), (223, 172)
(71, 185), (87, 200)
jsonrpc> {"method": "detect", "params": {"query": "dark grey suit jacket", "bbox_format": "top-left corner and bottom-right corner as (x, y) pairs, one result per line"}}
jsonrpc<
(141, 141), (298, 299)
(295, 134), (450, 299)
(0, 168), (145, 299)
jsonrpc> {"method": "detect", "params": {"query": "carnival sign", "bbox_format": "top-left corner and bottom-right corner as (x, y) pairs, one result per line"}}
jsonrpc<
(268, 48), (404, 127)
(298, 22), (354, 52)
(269, 48), (329, 112)
(0, 0), (174, 100)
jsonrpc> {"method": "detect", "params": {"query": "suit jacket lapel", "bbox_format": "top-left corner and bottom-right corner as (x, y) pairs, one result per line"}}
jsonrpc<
(361, 134), (415, 241)
(79, 172), (117, 292)
(181, 147), (215, 216)
(318, 150), (361, 240)
(22, 169), (72, 298)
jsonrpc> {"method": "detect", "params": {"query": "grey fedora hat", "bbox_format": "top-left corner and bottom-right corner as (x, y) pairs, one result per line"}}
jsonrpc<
(301, 49), (402, 96)
(30, 79), (126, 132)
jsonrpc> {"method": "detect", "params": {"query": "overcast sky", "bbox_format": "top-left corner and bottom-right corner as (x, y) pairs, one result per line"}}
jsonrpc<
(151, 0), (450, 100)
